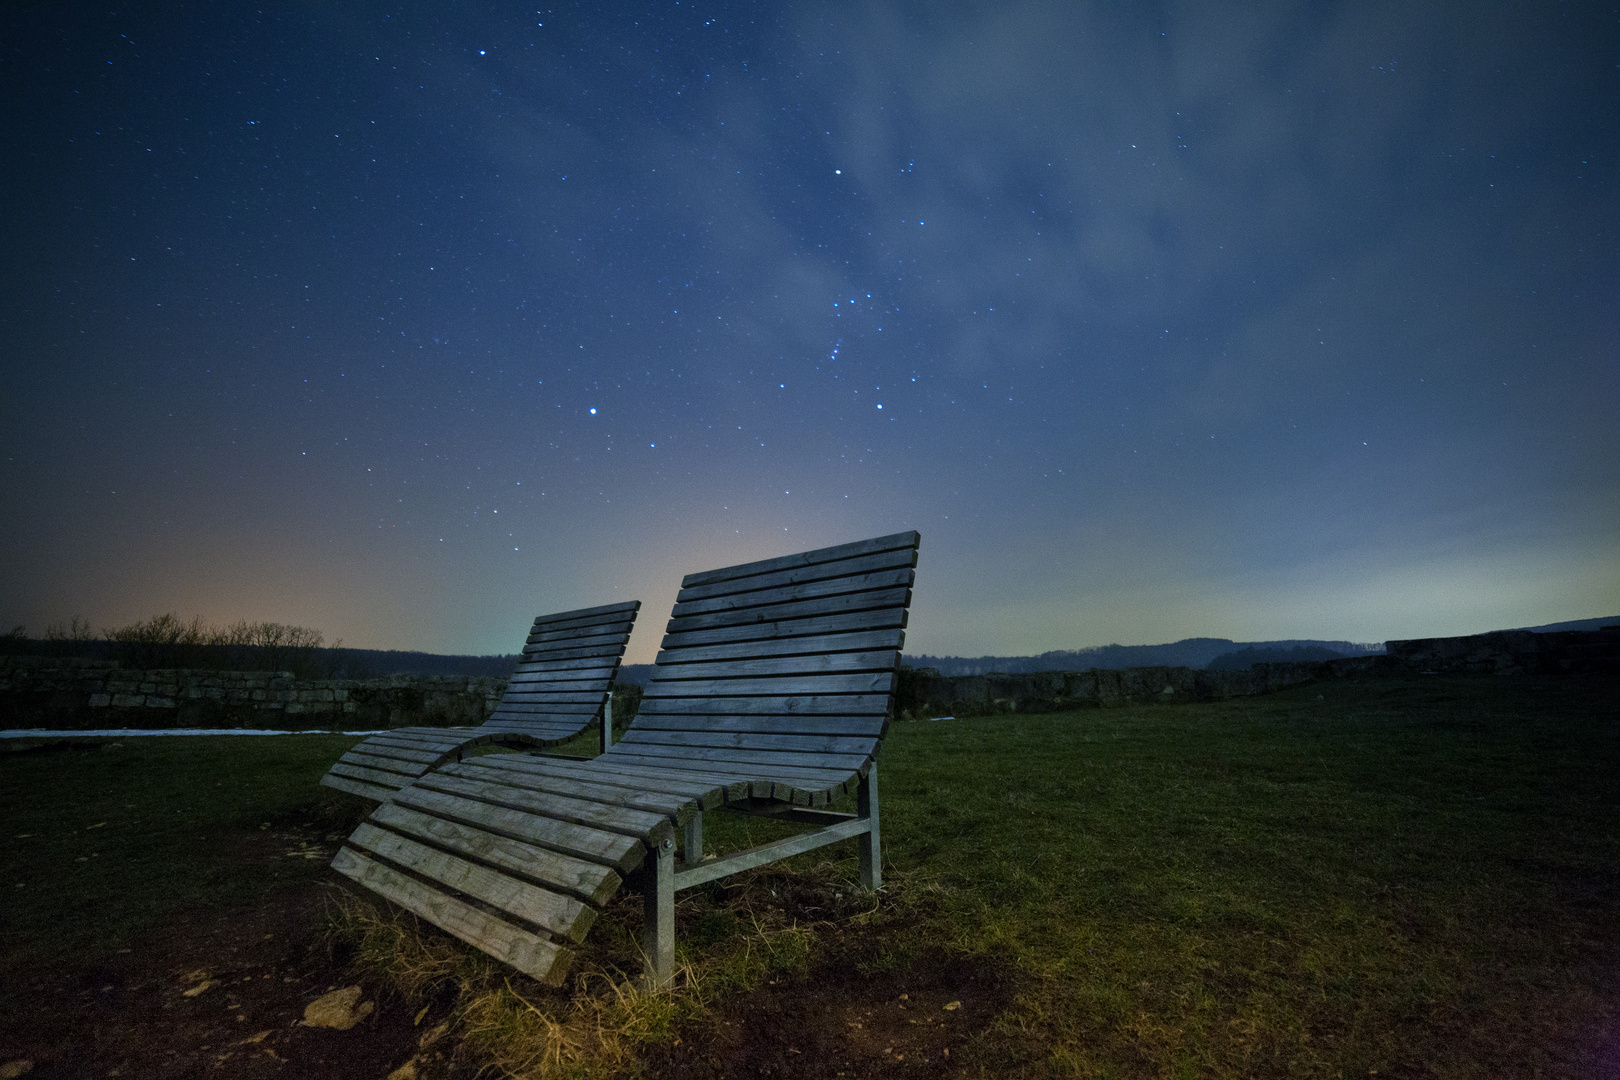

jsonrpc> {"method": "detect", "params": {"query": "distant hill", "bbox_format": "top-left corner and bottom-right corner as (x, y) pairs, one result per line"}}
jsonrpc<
(903, 638), (1385, 675)
(1507, 616), (1620, 634)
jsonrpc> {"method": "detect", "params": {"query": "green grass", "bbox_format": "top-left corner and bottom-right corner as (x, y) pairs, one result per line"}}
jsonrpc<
(866, 675), (1620, 1077)
(3, 675), (1616, 1077)
(0, 733), (363, 968)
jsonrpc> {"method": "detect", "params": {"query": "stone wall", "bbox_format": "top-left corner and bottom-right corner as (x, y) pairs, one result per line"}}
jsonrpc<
(0, 655), (507, 730)
(1385, 626), (1620, 675)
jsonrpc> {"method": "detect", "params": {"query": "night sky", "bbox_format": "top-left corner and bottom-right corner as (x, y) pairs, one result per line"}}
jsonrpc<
(3, 3), (1616, 663)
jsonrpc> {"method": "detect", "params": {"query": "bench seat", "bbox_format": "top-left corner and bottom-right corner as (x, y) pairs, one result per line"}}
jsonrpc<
(330, 531), (919, 985)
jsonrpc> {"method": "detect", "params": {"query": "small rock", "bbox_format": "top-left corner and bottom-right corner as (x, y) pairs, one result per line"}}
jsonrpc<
(0, 1061), (33, 1079)
(385, 1060), (420, 1080)
(303, 985), (374, 1030)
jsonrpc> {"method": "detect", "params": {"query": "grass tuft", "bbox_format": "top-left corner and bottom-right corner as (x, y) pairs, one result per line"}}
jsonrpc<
(326, 858), (882, 1077)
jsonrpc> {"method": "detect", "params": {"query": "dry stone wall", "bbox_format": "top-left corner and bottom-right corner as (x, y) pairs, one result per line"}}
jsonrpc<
(0, 655), (506, 730)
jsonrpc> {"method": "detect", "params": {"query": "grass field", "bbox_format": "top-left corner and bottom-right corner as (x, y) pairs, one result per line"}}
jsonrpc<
(2, 673), (1616, 1078)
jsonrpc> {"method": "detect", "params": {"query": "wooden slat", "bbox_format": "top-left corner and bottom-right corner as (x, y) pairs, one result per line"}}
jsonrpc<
(568, 760), (751, 802)
(676, 548), (920, 604)
(342, 743), (443, 766)
(533, 600), (640, 625)
(417, 768), (673, 844)
(661, 610), (908, 651)
(644, 672), (895, 699)
(370, 803), (622, 906)
(481, 719), (596, 734)
(637, 693), (894, 716)
(390, 785), (647, 873)
(526, 626), (631, 648)
(321, 773), (397, 801)
(332, 847), (569, 985)
(329, 761), (416, 790)
(671, 568), (915, 619)
(649, 651), (898, 681)
(339, 750), (432, 776)
(629, 713), (888, 737)
(664, 589), (912, 635)
(501, 691), (611, 705)
(679, 531), (919, 590)
(622, 730), (880, 755)
(464, 757), (697, 822)
(508, 664), (618, 682)
(349, 822), (595, 943)
(490, 758), (728, 809)
(590, 753), (848, 805)
(517, 641), (633, 663)
(607, 741), (870, 774)
(369, 731), (483, 751)
(489, 701), (602, 715)
(599, 746), (857, 788)
(529, 611), (639, 635)
(656, 629), (904, 666)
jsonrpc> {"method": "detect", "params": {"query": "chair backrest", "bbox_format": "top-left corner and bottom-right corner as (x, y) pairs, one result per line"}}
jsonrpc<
(617, 531), (920, 786)
(482, 601), (641, 740)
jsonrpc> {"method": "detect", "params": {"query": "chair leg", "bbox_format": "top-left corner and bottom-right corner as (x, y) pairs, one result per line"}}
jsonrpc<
(683, 811), (703, 864)
(642, 835), (676, 987)
(601, 691), (615, 754)
(858, 761), (882, 891)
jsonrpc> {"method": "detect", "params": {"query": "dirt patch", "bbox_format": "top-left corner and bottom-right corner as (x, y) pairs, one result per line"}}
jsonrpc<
(0, 886), (456, 1079)
(641, 943), (1024, 1079)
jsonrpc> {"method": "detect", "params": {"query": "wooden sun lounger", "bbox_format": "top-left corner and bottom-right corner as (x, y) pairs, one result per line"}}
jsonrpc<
(328, 531), (920, 986)
(319, 601), (641, 802)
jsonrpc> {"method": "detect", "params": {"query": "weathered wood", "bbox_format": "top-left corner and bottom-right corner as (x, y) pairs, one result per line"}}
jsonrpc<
(417, 768), (674, 844)
(508, 662), (619, 681)
(650, 650), (899, 681)
(678, 531), (919, 590)
(629, 713), (888, 737)
(342, 743), (449, 765)
(329, 761), (424, 791)
(535, 600), (640, 622)
(595, 748), (856, 795)
(671, 568), (915, 619)
(321, 772), (397, 802)
(676, 548), (919, 604)
(337, 750), (432, 776)
(496, 694), (606, 708)
(348, 822), (595, 942)
(664, 587), (912, 635)
(642, 672), (895, 699)
(637, 693), (894, 716)
(390, 785), (647, 872)
(465, 756), (698, 823)
(370, 802), (622, 905)
(654, 629), (904, 667)
(497, 757), (727, 807)
(621, 730), (881, 755)
(660, 609), (908, 652)
(332, 847), (570, 985)
(526, 626), (632, 647)
(605, 741), (870, 775)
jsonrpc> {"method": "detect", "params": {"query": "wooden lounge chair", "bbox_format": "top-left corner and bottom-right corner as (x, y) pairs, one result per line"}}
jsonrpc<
(319, 601), (640, 802)
(328, 530), (920, 986)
